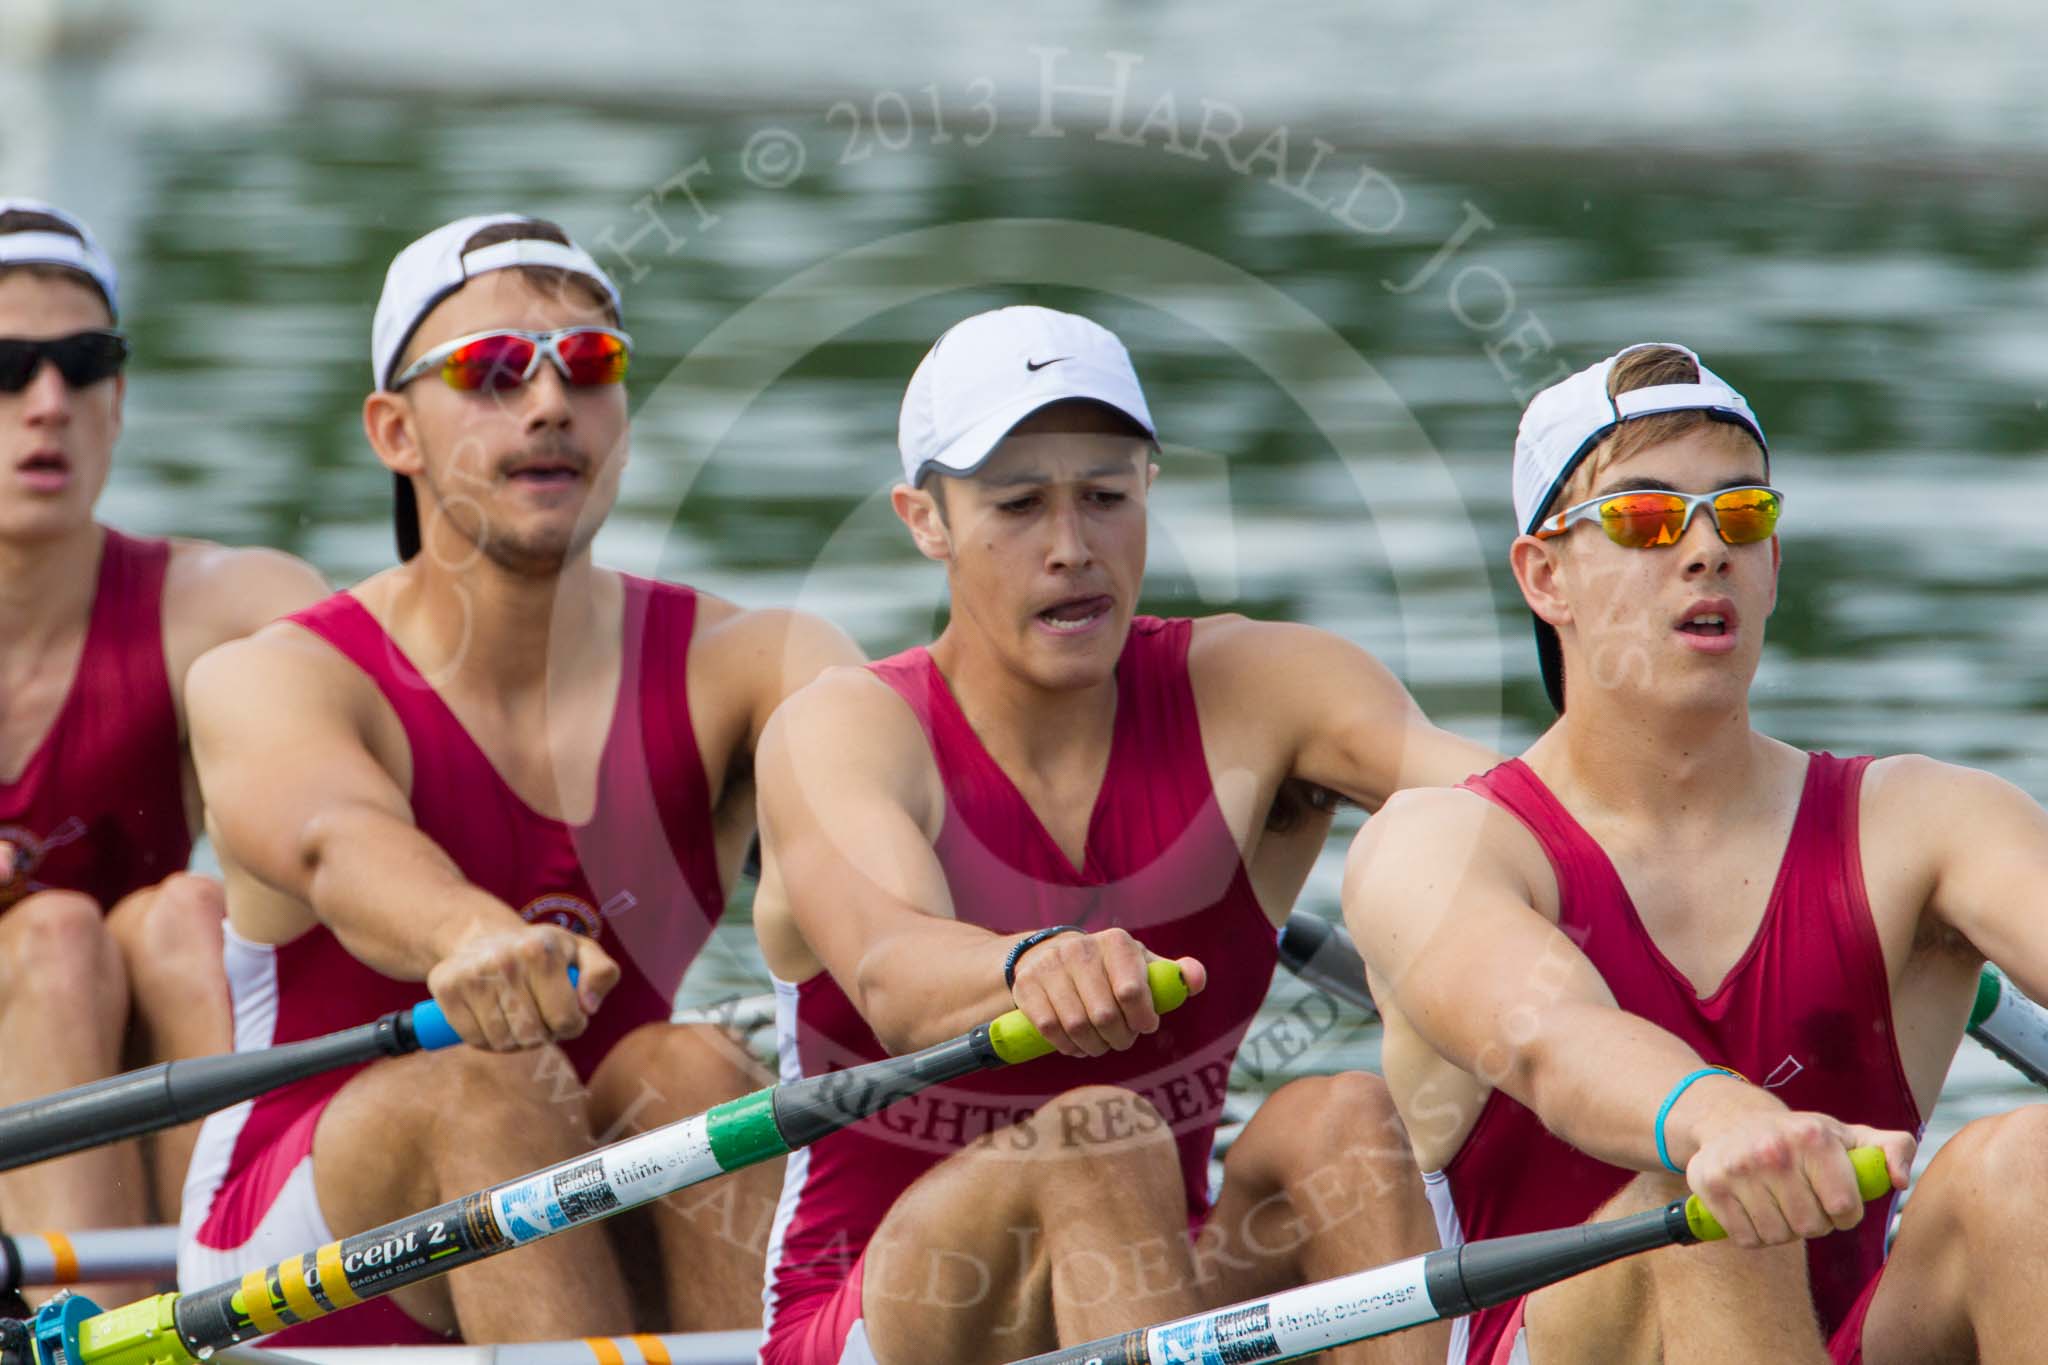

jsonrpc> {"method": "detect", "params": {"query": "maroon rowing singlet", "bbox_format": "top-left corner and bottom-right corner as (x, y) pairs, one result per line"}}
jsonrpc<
(0, 528), (190, 909)
(1431, 755), (1922, 1364)
(761, 617), (1279, 1348)
(192, 578), (726, 1266)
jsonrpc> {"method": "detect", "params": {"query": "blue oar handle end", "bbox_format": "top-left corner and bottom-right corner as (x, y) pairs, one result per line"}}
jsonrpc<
(407, 999), (462, 1052)
(403, 966), (581, 1053)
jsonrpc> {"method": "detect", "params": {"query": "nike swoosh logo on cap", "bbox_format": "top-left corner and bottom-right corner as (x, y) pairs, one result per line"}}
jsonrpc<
(1025, 356), (1071, 371)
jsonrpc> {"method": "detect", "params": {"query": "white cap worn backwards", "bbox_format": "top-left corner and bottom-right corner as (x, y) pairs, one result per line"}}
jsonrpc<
(898, 305), (1157, 487)
(1513, 342), (1769, 714)
(372, 214), (623, 562)
(0, 199), (119, 318)
(370, 212), (621, 390)
(1512, 341), (1766, 537)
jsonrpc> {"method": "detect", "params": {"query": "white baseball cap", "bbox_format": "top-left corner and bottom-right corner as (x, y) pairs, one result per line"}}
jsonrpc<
(0, 199), (119, 318)
(370, 212), (620, 390)
(898, 305), (1156, 487)
(1513, 342), (1765, 536)
(371, 214), (622, 560)
(1513, 342), (1769, 712)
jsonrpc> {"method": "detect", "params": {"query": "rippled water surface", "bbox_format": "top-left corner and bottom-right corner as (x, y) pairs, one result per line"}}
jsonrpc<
(8, 9), (2045, 1175)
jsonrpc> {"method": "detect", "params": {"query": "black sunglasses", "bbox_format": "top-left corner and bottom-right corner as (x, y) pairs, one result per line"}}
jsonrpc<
(0, 330), (129, 394)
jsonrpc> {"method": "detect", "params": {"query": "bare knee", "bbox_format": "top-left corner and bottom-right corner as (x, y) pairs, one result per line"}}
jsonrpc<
(0, 890), (122, 1009)
(589, 1021), (760, 1137)
(414, 1041), (594, 1152)
(1915, 1105), (2048, 1247)
(1601, 1168), (1692, 1219)
(1033, 1083), (1176, 1157)
(113, 874), (225, 980)
(1225, 1071), (1415, 1198)
(997, 1085), (1182, 1208)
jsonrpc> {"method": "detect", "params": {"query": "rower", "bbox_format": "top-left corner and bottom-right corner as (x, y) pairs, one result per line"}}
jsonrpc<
(1348, 342), (2048, 1364)
(175, 214), (859, 1346)
(751, 305), (1498, 1364)
(0, 201), (326, 1290)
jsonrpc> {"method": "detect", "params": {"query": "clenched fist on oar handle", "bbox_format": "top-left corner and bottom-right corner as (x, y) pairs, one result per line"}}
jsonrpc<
(1007, 925), (1207, 1058)
(424, 922), (619, 1052)
(1674, 1086), (1914, 1250)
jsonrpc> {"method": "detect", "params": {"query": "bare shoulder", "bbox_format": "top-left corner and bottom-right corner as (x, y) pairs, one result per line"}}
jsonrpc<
(1861, 751), (2043, 869)
(185, 613), (372, 732)
(678, 590), (865, 746)
(766, 663), (924, 763)
(1189, 612), (1415, 706)
(164, 539), (329, 654)
(1187, 612), (1496, 801)
(1190, 611), (1381, 667)
(1349, 783), (1525, 863)
(1345, 783), (1550, 915)
(759, 662), (938, 822)
(1862, 751), (2019, 807)
(690, 592), (861, 668)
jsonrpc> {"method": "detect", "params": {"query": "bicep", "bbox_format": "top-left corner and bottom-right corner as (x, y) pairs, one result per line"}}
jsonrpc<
(1226, 621), (1499, 809)
(188, 639), (414, 895)
(1344, 792), (1614, 1093)
(1915, 761), (2048, 998)
(756, 679), (956, 983)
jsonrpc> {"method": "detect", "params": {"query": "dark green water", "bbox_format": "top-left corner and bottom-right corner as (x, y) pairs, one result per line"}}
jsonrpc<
(88, 95), (2048, 1159)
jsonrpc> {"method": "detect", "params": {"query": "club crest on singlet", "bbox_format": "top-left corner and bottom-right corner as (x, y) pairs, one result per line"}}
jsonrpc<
(519, 892), (603, 937)
(0, 817), (88, 903)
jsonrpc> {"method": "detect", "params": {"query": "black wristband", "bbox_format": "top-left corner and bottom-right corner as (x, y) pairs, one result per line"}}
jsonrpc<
(1003, 925), (1085, 990)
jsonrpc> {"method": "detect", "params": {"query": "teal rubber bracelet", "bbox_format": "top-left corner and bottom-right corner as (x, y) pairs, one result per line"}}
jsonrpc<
(1655, 1066), (1741, 1174)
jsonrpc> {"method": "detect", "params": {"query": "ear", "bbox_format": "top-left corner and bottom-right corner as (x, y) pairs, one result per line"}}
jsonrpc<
(890, 482), (954, 563)
(1509, 533), (1573, 629)
(1145, 459), (1159, 491)
(362, 390), (423, 479)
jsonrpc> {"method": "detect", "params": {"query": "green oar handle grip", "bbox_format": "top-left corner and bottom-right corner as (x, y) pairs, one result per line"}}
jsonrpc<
(1682, 1146), (1892, 1242)
(986, 960), (1190, 1065)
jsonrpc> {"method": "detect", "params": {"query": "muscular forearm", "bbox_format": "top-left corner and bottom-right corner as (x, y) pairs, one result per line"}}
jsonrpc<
(298, 807), (524, 980)
(849, 917), (1023, 1054)
(1506, 1004), (1785, 1173)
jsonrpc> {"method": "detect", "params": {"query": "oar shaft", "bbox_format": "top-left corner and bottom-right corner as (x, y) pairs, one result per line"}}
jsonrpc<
(1274, 913), (1376, 1019)
(0, 1013), (421, 1174)
(65, 963), (1187, 1365)
(170, 1027), (1004, 1350)
(0, 1228), (178, 1292)
(1007, 1148), (1889, 1365)
(1969, 968), (2048, 1087)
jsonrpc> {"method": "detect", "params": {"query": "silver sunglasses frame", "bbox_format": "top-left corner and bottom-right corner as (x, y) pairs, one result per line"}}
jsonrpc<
(391, 325), (633, 391)
(1532, 483), (1785, 546)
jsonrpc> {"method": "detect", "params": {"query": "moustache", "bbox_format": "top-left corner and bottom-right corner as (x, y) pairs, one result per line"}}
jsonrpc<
(494, 439), (593, 480)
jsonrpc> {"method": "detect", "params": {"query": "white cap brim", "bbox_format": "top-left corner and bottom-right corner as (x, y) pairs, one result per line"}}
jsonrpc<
(898, 305), (1157, 487)
(0, 201), (119, 316)
(911, 378), (1155, 486)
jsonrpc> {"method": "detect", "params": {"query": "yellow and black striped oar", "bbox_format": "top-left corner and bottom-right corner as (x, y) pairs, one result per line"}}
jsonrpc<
(0, 963), (1188, 1365)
